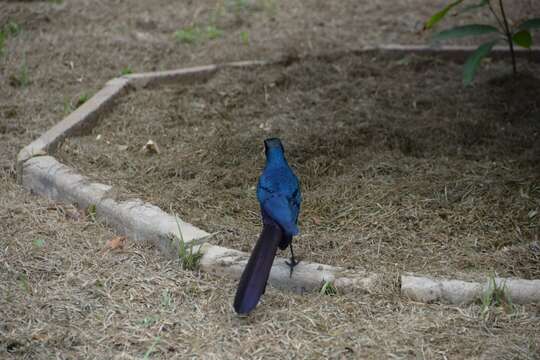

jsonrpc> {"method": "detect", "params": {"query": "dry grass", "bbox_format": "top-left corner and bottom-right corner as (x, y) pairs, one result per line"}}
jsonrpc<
(58, 53), (540, 279)
(2, 0), (540, 358)
(1, 184), (539, 358)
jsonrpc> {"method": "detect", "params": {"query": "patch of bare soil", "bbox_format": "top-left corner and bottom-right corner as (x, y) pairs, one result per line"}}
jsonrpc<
(58, 52), (540, 279)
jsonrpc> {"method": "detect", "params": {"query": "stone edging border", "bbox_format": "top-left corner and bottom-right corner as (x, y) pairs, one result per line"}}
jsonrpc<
(16, 45), (540, 304)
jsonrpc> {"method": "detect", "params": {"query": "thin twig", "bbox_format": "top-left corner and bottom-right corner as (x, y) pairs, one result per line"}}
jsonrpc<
(498, 0), (517, 75)
(487, 0), (505, 32)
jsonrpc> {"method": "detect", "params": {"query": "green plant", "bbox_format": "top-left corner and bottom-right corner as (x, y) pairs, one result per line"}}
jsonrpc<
(480, 275), (513, 319)
(87, 204), (97, 222)
(174, 25), (223, 44)
(320, 281), (337, 296)
(120, 66), (133, 75)
(6, 22), (21, 36)
(240, 30), (250, 46)
(425, 0), (540, 85)
(0, 31), (5, 56)
(76, 94), (90, 107)
(173, 215), (203, 270)
(0, 22), (21, 56)
(174, 27), (201, 44)
(63, 98), (74, 114)
(206, 25), (223, 40)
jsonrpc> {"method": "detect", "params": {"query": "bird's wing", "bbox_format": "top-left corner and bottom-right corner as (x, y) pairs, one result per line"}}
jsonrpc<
(261, 195), (299, 236)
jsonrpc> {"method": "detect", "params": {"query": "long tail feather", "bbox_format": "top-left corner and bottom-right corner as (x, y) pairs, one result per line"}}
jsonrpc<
(233, 222), (283, 315)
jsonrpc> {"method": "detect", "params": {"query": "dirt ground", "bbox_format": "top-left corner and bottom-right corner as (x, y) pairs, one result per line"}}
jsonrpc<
(2, 0), (540, 359)
(58, 53), (540, 280)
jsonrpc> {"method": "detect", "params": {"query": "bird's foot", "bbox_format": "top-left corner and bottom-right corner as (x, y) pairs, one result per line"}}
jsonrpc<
(285, 257), (300, 278)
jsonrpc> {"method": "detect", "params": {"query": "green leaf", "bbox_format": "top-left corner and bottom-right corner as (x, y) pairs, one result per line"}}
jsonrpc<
(463, 40), (498, 86)
(512, 30), (532, 48)
(458, 0), (489, 14)
(432, 24), (500, 43)
(424, 0), (464, 30)
(518, 18), (540, 31)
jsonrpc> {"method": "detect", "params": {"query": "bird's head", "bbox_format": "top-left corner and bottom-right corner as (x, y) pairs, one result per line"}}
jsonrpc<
(264, 138), (284, 158)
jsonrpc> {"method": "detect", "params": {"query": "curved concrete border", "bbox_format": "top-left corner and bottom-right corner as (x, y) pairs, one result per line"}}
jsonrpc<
(16, 45), (540, 301)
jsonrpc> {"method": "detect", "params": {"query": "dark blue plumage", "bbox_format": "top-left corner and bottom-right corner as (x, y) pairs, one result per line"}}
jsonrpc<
(257, 138), (302, 242)
(234, 138), (302, 315)
(233, 220), (283, 315)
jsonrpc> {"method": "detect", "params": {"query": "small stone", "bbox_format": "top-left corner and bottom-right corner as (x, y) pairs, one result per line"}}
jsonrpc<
(141, 139), (160, 154)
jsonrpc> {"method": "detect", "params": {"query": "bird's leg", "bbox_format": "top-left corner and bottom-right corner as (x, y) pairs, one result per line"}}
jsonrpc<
(285, 242), (300, 278)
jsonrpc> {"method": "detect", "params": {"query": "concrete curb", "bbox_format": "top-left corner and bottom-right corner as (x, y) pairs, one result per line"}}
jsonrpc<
(402, 274), (540, 305)
(199, 244), (380, 294)
(16, 47), (540, 300)
(22, 155), (380, 293)
(16, 78), (130, 183)
(362, 45), (540, 62)
(123, 64), (219, 89)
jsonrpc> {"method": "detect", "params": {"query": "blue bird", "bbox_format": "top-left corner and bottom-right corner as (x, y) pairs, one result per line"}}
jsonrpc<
(234, 138), (302, 315)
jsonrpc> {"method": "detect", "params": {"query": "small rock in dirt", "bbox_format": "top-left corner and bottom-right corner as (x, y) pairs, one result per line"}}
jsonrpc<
(529, 241), (540, 253)
(141, 140), (160, 154)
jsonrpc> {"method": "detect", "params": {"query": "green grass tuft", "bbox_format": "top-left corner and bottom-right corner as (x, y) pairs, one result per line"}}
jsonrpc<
(6, 22), (21, 36)
(240, 30), (250, 46)
(320, 281), (338, 296)
(174, 27), (200, 44)
(174, 25), (223, 44)
(76, 94), (90, 107)
(172, 215), (203, 270)
(480, 275), (514, 319)
(0, 22), (22, 57)
(87, 204), (97, 222)
(0, 31), (5, 56)
(121, 66), (133, 75)
(206, 25), (223, 40)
